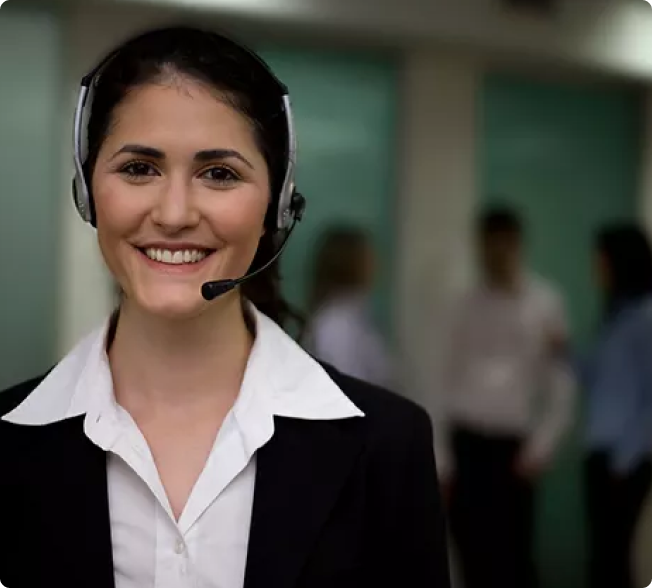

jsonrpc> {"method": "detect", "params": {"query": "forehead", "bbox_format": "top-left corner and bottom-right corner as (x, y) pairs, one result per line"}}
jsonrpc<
(103, 77), (259, 155)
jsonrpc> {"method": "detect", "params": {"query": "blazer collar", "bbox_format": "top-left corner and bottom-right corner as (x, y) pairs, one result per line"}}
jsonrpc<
(244, 415), (365, 588)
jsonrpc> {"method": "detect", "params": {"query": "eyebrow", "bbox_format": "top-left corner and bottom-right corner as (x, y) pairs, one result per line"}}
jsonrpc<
(194, 149), (254, 169)
(109, 144), (254, 169)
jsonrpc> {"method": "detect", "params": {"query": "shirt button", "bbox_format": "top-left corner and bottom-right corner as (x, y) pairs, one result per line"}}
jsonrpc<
(174, 539), (186, 555)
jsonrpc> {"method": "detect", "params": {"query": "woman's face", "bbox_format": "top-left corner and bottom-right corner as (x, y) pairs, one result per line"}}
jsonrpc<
(91, 76), (270, 319)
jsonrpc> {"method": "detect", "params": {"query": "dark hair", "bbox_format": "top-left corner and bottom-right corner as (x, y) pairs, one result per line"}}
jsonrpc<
(596, 223), (652, 318)
(84, 26), (298, 327)
(308, 225), (371, 312)
(478, 206), (523, 238)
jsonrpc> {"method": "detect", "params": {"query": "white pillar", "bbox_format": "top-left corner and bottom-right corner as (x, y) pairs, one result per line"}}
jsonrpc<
(395, 50), (478, 410)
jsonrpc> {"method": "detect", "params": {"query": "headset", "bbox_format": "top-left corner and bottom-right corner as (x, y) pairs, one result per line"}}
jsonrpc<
(71, 29), (306, 301)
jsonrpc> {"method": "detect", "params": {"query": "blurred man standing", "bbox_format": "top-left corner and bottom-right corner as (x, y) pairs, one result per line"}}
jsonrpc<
(437, 207), (575, 588)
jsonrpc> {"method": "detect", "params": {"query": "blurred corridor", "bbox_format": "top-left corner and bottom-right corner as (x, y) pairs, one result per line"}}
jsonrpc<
(4, 0), (652, 586)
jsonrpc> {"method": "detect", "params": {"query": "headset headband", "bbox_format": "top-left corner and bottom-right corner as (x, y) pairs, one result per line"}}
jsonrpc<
(72, 30), (299, 232)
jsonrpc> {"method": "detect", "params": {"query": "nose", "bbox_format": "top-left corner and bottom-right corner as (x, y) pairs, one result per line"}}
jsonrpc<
(150, 175), (201, 232)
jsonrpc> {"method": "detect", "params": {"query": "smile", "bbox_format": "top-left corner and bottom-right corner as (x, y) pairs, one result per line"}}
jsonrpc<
(139, 247), (215, 266)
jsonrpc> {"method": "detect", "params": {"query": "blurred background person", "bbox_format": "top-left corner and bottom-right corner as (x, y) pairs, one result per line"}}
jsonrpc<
(437, 206), (575, 588)
(302, 224), (395, 388)
(582, 223), (652, 588)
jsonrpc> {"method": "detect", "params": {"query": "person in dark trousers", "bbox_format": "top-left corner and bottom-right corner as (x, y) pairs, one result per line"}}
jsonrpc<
(0, 26), (450, 588)
(582, 223), (652, 588)
(437, 207), (575, 588)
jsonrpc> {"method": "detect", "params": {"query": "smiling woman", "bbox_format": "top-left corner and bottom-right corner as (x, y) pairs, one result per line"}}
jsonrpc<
(91, 77), (270, 319)
(0, 26), (450, 588)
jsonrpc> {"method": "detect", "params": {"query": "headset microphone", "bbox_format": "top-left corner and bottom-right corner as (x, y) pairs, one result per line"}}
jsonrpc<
(201, 193), (305, 301)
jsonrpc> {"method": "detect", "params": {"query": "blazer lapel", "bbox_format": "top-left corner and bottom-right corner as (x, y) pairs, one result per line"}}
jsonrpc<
(29, 417), (115, 588)
(244, 417), (363, 588)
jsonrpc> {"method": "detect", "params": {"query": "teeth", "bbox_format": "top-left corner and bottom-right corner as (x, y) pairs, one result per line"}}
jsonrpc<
(144, 248), (209, 265)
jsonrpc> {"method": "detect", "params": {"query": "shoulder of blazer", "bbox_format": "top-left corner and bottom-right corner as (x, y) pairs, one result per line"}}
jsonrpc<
(319, 362), (434, 442)
(0, 371), (51, 418)
(0, 371), (55, 493)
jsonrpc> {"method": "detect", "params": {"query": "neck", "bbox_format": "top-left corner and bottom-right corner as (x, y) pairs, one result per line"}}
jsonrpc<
(108, 294), (253, 411)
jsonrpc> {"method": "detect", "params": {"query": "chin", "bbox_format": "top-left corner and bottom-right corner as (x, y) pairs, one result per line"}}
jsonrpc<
(134, 284), (208, 320)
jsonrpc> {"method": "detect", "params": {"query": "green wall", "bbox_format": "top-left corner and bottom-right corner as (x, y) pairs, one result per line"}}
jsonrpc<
(480, 73), (642, 588)
(0, 5), (63, 390)
(260, 49), (399, 333)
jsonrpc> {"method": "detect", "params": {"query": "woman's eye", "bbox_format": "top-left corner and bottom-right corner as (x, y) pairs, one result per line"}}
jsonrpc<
(201, 166), (239, 185)
(120, 161), (158, 178)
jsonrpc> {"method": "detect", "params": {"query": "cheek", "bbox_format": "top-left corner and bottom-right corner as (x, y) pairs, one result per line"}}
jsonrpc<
(92, 177), (147, 268)
(207, 191), (269, 246)
(93, 174), (140, 229)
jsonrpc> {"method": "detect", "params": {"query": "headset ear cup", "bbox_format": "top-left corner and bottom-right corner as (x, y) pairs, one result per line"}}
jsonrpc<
(89, 194), (97, 228)
(72, 179), (79, 212)
(72, 171), (97, 226)
(291, 191), (306, 222)
(83, 161), (98, 227)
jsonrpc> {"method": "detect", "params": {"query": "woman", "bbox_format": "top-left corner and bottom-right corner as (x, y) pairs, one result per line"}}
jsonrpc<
(303, 225), (394, 388)
(584, 223), (652, 588)
(0, 27), (449, 588)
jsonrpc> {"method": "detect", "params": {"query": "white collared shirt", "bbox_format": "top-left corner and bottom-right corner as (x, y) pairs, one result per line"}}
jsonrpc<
(304, 295), (394, 389)
(3, 306), (364, 588)
(436, 275), (575, 478)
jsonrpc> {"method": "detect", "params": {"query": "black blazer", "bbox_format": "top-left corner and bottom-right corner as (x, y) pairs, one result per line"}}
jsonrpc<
(0, 366), (450, 588)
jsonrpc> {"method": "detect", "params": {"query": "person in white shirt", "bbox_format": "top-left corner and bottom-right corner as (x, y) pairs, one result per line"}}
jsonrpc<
(437, 207), (575, 588)
(0, 26), (450, 588)
(302, 225), (394, 389)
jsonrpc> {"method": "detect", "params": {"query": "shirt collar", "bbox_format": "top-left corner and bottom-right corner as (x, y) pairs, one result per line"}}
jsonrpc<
(2, 305), (365, 429)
